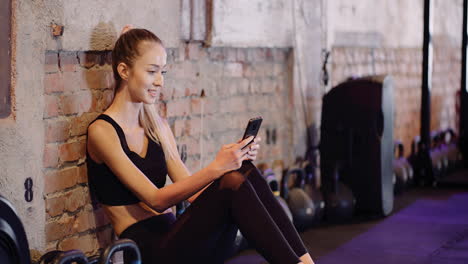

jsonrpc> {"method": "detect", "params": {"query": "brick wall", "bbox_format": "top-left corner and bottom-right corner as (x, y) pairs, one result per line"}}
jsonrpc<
(330, 42), (461, 156)
(42, 43), (293, 254)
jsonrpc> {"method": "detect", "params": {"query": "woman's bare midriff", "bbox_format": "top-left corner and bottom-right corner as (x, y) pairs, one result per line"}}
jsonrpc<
(103, 202), (173, 236)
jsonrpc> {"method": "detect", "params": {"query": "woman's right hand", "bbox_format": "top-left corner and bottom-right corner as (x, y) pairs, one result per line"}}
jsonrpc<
(210, 136), (254, 176)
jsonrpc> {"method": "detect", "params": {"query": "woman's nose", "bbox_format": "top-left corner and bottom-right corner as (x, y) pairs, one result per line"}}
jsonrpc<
(153, 73), (163, 86)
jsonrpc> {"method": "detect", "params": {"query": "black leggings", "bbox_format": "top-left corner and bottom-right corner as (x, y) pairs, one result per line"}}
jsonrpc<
(120, 161), (308, 264)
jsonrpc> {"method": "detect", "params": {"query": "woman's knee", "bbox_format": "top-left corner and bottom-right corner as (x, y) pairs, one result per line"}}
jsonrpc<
(219, 171), (246, 190)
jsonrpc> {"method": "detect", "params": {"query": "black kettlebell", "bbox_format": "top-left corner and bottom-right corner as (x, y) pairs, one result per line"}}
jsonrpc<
(280, 168), (316, 231)
(53, 250), (89, 264)
(39, 250), (63, 264)
(302, 163), (325, 226)
(39, 250), (88, 264)
(323, 164), (355, 223)
(263, 168), (294, 222)
(99, 239), (141, 264)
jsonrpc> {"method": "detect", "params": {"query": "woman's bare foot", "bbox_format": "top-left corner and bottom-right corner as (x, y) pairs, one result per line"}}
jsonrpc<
(299, 253), (315, 264)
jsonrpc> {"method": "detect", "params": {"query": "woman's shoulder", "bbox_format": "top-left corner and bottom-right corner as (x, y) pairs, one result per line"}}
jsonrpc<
(87, 116), (119, 141)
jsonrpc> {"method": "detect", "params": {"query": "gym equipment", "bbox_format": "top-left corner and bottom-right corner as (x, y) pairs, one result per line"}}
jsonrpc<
(393, 141), (408, 194)
(280, 168), (316, 231)
(445, 129), (463, 171)
(323, 164), (355, 223)
(39, 251), (63, 264)
(302, 163), (325, 225)
(430, 131), (444, 181)
(51, 250), (88, 264)
(263, 168), (293, 222)
(0, 195), (31, 264)
(320, 75), (394, 217)
(410, 135), (436, 186)
(98, 238), (141, 264)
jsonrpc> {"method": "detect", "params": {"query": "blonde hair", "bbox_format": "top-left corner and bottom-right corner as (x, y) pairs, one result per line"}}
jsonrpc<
(112, 28), (179, 160)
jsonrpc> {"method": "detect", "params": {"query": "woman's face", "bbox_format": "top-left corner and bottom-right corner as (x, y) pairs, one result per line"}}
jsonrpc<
(126, 41), (167, 104)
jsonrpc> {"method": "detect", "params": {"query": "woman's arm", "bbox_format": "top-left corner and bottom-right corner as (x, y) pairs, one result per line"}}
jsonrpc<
(162, 120), (261, 203)
(88, 120), (253, 212)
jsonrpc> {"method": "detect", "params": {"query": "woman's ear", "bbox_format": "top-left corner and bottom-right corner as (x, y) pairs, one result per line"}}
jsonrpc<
(117, 62), (130, 81)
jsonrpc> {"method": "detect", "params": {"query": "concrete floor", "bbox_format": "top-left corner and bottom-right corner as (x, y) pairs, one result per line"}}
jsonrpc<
(227, 170), (468, 264)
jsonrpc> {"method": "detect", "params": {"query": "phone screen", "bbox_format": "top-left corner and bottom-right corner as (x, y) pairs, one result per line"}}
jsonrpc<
(242, 117), (263, 141)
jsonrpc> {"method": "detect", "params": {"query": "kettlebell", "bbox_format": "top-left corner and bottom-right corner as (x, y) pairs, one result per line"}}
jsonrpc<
(323, 164), (355, 223)
(445, 129), (462, 171)
(280, 168), (316, 231)
(38, 250), (88, 264)
(302, 163), (325, 226)
(263, 168), (293, 222)
(99, 239), (141, 264)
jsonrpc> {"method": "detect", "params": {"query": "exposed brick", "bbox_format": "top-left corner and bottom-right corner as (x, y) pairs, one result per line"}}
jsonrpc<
(73, 208), (110, 234)
(59, 52), (79, 72)
(77, 165), (88, 184)
(44, 95), (60, 118)
(77, 51), (101, 69)
(45, 119), (70, 143)
(83, 69), (113, 89)
(62, 71), (85, 93)
(44, 72), (65, 94)
(59, 233), (99, 255)
(44, 144), (59, 168)
(60, 94), (79, 115)
(60, 91), (93, 115)
(45, 215), (74, 242)
(45, 52), (59, 73)
(46, 187), (90, 217)
(101, 89), (114, 110)
(44, 166), (81, 194)
(59, 140), (86, 163)
(70, 112), (98, 137)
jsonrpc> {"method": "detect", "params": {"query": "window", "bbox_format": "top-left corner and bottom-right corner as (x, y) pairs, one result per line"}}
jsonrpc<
(0, 0), (12, 118)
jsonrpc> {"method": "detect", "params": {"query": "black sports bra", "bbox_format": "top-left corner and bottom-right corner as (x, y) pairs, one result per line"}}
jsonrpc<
(87, 114), (168, 206)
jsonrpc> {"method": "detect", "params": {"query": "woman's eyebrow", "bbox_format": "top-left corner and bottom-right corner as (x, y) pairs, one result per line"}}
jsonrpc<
(148, 64), (167, 68)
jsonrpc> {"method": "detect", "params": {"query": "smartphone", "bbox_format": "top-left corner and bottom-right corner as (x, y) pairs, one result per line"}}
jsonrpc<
(242, 116), (263, 145)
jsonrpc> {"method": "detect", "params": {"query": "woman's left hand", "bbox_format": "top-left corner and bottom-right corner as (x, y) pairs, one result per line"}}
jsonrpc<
(240, 137), (261, 161)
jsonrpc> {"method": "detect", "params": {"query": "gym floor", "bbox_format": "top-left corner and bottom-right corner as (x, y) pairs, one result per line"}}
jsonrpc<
(227, 170), (468, 264)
